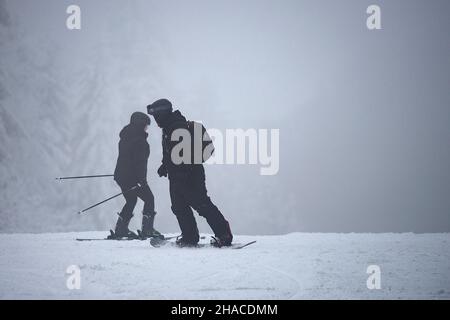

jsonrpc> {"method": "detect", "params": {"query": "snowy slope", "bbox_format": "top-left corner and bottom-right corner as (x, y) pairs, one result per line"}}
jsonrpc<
(0, 232), (449, 299)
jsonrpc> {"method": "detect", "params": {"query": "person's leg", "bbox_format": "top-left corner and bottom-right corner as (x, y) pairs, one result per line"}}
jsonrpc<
(115, 184), (138, 236)
(137, 184), (155, 214)
(136, 184), (161, 237)
(188, 167), (233, 245)
(170, 180), (199, 244)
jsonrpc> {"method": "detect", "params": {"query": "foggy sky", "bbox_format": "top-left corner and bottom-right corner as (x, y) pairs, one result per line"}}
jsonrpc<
(1, 0), (449, 233)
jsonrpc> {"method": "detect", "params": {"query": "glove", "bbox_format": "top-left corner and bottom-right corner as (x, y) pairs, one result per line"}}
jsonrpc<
(157, 164), (168, 177)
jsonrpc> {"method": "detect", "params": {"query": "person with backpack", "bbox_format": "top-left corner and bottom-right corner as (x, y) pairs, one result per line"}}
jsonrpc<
(147, 99), (233, 247)
(112, 111), (162, 239)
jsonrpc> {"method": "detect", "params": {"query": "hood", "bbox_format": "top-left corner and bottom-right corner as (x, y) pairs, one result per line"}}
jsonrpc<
(119, 123), (148, 140)
(130, 111), (151, 127)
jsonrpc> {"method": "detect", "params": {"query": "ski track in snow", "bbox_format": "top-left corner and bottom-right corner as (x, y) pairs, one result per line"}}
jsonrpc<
(0, 232), (449, 299)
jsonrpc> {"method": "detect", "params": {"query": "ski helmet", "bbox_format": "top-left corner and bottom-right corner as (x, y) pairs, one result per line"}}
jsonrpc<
(147, 98), (173, 115)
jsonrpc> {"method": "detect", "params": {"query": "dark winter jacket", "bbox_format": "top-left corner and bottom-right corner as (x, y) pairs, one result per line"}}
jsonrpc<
(159, 110), (201, 180)
(114, 123), (150, 186)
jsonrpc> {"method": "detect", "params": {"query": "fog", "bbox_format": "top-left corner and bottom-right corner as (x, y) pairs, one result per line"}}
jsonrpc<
(1, 0), (449, 234)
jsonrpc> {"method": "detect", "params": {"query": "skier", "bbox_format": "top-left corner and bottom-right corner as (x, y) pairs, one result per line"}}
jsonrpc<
(147, 99), (233, 247)
(112, 111), (162, 239)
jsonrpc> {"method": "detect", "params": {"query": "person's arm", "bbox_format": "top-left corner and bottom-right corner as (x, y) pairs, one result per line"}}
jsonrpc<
(158, 131), (168, 177)
(133, 139), (149, 185)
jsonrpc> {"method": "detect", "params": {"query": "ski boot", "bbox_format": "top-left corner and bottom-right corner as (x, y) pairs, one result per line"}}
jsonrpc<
(140, 212), (164, 240)
(175, 235), (199, 248)
(210, 235), (232, 247)
(210, 221), (233, 247)
(109, 212), (139, 239)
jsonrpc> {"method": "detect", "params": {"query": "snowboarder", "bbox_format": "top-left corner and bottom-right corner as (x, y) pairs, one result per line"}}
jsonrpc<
(113, 111), (162, 239)
(147, 99), (233, 247)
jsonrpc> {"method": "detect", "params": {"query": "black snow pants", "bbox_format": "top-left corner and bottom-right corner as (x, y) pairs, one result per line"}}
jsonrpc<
(118, 182), (155, 219)
(169, 165), (229, 243)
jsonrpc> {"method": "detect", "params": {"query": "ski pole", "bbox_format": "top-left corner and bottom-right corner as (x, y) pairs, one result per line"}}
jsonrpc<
(77, 184), (140, 214)
(56, 174), (114, 180)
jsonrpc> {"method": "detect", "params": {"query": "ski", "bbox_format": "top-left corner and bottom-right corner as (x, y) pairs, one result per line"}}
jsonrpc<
(76, 237), (141, 241)
(76, 232), (206, 242)
(76, 230), (135, 241)
(149, 237), (256, 249)
(76, 230), (174, 241)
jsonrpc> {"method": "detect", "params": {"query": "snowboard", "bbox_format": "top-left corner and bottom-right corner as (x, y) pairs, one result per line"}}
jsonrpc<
(149, 237), (256, 250)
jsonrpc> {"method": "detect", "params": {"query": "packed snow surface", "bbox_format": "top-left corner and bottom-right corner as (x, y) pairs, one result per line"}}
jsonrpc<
(0, 232), (449, 299)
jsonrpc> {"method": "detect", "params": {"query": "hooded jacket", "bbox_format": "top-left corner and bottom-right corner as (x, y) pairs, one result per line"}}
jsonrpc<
(114, 120), (150, 186)
(159, 110), (199, 179)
